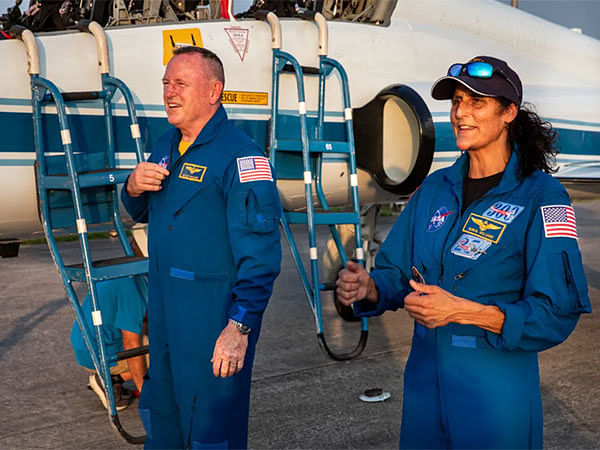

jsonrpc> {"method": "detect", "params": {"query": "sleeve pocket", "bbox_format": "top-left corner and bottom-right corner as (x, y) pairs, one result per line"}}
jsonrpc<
(245, 184), (281, 233)
(548, 249), (591, 314)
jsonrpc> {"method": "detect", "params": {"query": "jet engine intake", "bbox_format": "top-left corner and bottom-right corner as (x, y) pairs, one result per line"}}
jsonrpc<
(353, 85), (435, 196)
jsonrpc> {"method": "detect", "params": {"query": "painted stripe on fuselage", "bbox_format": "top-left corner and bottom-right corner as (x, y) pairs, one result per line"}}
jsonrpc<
(0, 107), (598, 166)
(432, 121), (600, 158)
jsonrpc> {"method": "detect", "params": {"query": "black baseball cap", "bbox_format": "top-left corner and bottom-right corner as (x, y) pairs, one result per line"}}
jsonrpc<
(431, 56), (523, 107)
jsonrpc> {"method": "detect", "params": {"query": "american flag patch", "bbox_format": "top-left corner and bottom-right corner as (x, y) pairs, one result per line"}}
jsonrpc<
(541, 205), (578, 239)
(237, 156), (273, 183)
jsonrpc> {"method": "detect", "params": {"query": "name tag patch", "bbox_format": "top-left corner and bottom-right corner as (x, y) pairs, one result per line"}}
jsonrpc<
(462, 213), (506, 244)
(482, 201), (524, 224)
(179, 163), (207, 183)
(451, 233), (491, 260)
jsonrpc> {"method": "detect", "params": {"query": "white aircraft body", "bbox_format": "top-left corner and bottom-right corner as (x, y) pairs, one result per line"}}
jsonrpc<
(1, 0), (599, 239)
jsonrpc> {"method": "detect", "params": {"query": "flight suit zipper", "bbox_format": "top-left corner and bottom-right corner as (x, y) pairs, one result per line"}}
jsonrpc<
(452, 269), (471, 292)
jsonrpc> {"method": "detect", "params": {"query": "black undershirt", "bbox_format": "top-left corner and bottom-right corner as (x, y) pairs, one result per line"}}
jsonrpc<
(461, 171), (504, 215)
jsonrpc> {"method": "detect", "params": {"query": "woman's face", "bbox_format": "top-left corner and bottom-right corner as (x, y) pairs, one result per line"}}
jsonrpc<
(450, 86), (516, 153)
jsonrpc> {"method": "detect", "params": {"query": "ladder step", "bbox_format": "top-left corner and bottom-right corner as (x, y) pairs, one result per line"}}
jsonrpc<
(274, 139), (351, 154)
(282, 63), (320, 75)
(284, 211), (360, 225)
(114, 345), (149, 362)
(42, 91), (106, 103)
(42, 168), (131, 189)
(65, 256), (148, 282)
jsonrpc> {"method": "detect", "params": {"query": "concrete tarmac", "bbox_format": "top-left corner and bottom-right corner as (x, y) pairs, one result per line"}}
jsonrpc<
(1, 200), (599, 449)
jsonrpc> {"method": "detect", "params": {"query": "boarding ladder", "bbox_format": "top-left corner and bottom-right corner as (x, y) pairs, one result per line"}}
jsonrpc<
(257, 11), (368, 361)
(10, 22), (147, 444)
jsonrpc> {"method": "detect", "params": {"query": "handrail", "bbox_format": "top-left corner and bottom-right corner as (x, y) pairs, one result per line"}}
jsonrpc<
(300, 10), (328, 56)
(8, 26), (40, 75)
(78, 20), (110, 75)
(255, 10), (281, 50)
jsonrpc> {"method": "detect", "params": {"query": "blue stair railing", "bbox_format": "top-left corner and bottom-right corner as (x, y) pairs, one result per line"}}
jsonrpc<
(11, 21), (147, 444)
(257, 10), (368, 361)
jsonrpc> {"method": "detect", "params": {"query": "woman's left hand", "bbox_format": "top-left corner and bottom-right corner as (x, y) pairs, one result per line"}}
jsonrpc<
(404, 279), (462, 328)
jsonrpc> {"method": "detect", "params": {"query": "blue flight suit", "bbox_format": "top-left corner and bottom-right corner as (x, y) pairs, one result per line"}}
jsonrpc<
(121, 105), (282, 449)
(355, 150), (591, 449)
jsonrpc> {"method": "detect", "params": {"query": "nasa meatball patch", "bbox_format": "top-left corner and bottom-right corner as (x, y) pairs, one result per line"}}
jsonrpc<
(426, 207), (455, 232)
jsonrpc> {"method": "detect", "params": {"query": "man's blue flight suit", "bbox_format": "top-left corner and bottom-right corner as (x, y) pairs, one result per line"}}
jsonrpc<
(355, 150), (591, 449)
(122, 105), (282, 449)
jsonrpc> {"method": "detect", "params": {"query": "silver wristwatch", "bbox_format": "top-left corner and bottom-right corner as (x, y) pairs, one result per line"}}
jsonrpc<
(229, 319), (251, 335)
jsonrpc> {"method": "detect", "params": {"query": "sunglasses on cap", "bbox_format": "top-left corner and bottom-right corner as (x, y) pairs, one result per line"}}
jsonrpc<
(448, 61), (520, 102)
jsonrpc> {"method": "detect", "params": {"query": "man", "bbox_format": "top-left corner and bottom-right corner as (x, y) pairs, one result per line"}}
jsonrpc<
(70, 276), (147, 410)
(121, 46), (282, 449)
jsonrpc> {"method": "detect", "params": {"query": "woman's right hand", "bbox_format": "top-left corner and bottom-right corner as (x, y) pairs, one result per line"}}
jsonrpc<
(336, 261), (378, 306)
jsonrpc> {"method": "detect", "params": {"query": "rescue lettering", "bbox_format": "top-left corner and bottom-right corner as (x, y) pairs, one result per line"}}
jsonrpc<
(222, 92), (238, 103)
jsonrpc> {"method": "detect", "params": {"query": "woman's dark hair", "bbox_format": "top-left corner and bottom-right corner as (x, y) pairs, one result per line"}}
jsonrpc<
(498, 98), (558, 179)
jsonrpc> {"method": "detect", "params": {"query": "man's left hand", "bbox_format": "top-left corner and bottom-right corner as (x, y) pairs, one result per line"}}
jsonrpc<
(211, 321), (248, 378)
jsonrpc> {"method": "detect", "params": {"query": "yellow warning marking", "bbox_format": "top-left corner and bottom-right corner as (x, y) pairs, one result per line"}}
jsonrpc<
(221, 91), (268, 105)
(162, 28), (204, 65)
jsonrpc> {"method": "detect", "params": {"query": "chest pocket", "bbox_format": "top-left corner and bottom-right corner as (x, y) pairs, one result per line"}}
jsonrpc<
(172, 171), (216, 217)
(244, 183), (281, 233)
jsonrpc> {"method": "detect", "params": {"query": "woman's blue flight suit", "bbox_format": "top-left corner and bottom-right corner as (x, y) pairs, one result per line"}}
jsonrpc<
(355, 150), (591, 449)
(122, 105), (282, 449)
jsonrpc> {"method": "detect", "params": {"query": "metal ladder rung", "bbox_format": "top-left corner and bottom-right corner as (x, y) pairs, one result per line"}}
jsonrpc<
(282, 63), (320, 75)
(42, 91), (106, 102)
(284, 211), (360, 225)
(113, 345), (149, 363)
(275, 139), (352, 154)
(42, 169), (131, 189)
(65, 256), (149, 282)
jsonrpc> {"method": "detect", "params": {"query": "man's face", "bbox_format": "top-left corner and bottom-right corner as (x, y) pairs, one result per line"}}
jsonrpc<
(162, 54), (220, 136)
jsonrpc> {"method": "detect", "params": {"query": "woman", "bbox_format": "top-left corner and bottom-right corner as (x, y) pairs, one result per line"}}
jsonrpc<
(336, 56), (591, 449)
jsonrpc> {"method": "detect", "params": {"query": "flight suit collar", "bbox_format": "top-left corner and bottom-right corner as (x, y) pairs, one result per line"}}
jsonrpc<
(444, 149), (521, 198)
(170, 104), (228, 151)
(163, 105), (229, 217)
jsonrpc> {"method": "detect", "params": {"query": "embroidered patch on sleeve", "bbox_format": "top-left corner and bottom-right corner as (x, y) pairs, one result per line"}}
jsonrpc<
(237, 156), (273, 183)
(541, 205), (578, 239)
